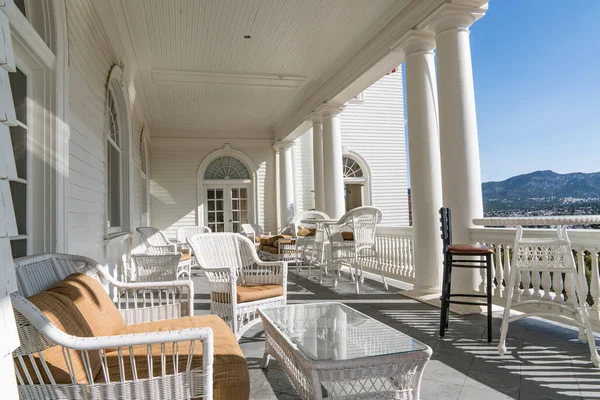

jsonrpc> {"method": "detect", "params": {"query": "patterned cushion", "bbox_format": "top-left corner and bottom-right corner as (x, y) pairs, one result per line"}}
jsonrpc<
(103, 315), (250, 400)
(18, 291), (100, 384)
(48, 273), (125, 337)
(236, 284), (283, 303)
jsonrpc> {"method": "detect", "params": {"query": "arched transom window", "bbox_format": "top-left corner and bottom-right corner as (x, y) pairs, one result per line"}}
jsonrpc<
(342, 156), (363, 178)
(204, 156), (250, 180)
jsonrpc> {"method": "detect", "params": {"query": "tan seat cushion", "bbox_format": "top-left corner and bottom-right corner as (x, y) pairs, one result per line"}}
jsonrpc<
(255, 236), (261, 243)
(259, 237), (270, 246)
(448, 244), (494, 255)
(297, 228), (317, 237)
(101, 315), (249, 400)
(48, 273), (125, 337)
(236, 284), (283, 303)
(341, 231), (354, 241)
(18, 291), (100, 384)
(180, 253), (192, 262)
(260, 245), (279, 255)
(212, 284), (283, 304)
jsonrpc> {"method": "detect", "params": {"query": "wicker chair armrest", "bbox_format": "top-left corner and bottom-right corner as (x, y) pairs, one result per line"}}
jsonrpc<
(241, 261), (287, 286)
(148, 244), (178, 254)
(110, 279), (193, 291)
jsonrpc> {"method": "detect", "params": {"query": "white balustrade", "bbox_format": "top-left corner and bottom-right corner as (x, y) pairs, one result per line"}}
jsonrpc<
(361, 226), (415, 283)
(470, 227), (600, 330)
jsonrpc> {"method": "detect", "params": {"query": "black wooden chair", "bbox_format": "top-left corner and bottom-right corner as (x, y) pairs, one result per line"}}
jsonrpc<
(439, 207), (494, 342)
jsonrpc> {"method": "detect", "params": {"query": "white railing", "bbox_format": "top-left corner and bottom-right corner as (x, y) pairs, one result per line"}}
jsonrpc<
(471, 227), (600, 329)
(363, 226), (414, 283)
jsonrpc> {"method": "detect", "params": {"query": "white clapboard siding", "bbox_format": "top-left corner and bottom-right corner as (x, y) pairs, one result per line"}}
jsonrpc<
(339, 70), (409, 226)
(150, 140), (277, 238)
(0, 1), (21, 397)
(66, 0), (148, 261)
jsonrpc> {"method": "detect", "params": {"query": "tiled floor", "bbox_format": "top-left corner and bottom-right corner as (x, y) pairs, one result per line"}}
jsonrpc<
(191, 268), (600, 400)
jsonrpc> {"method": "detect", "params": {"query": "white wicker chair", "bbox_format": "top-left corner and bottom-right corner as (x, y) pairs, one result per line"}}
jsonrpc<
(324, 206), (387, 293)
(292, 211), (330, 268)
(176, 226), (212, 243)
(137, 226), (192, 276)
(11, 253), (213, 400)
(187, 233), (287, 340)
(131, 252), (183, 282)
(241, 223), (270, 245)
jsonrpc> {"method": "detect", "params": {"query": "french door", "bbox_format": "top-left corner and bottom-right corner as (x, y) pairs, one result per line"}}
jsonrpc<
(205, 184), (250, 233)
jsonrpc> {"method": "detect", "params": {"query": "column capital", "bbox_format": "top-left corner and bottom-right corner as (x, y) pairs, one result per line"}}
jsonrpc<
(316, 103), (345, 117)
(309, 112), (322, 124)
(395, 30), (436, 57)
(421, 2), (487, 35)
(273, 141), (294, 152)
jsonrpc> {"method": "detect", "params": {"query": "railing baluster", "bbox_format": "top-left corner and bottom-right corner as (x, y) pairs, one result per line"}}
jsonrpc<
(590, 248), (600, 311)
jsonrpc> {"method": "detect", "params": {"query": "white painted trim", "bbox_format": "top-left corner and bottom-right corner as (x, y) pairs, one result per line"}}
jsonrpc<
(196, 144), (258, 228)
(152, 69), (306, 89)
(150, 137), (272, 150)
(139, 129), (150, 226)
(5, 5), (54, 69)
(53, 0), (69, 252)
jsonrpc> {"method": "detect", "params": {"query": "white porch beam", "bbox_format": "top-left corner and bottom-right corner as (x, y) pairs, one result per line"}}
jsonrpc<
(310, 113), (325, 212)
(431, 3), (487, 294)
(274, 142), (296, 227)
(401, 31), (444, 293)
(319, 104), (346, 219)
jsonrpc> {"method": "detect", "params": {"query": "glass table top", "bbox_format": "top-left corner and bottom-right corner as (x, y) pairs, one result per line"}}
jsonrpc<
(260, 302), (429, 362)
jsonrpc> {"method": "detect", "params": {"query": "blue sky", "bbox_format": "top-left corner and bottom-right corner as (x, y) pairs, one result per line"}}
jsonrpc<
(469, 0), (600, 182)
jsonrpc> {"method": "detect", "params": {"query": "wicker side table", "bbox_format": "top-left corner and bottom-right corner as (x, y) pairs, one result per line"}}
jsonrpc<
(259, 302), (432, 399)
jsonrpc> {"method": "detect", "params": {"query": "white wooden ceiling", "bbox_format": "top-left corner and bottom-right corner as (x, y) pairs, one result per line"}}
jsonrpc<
(116, 0), (420, 137)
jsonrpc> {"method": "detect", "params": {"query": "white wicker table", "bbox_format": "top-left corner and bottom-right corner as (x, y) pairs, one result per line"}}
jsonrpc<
(258, 302), (432, 399)
(473, 215), (600, 367)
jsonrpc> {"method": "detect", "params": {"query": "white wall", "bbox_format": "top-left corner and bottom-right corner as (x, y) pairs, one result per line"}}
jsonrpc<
(66, 0), (149, 266)
(340, 70), (409, 226)
(150, 138), (277, 238)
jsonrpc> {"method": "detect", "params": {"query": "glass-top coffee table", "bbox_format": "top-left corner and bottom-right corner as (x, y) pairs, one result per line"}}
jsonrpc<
(258, 302), (432, 399)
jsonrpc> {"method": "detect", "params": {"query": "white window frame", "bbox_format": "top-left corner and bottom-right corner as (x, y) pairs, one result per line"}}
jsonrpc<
(105, 66), (133, 238)
(140, 131), (150, 226)
(342, 151), (372, 207)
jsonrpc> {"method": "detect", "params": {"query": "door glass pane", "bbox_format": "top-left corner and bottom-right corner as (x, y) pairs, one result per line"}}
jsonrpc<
(10, 239), (27, 259)
(232, 223), (240, 233)
(232, 189), (238, 198)
(208, 201), (215, 211)
(10, 181), (26, 235)
(216, 190), (223, 199)
(10, 126), (27, 179)
(9, 69), (27, 125)
(240, 188), (247, 198)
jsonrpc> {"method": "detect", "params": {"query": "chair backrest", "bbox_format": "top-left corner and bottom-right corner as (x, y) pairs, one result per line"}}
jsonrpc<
(176, 226), (211, 243)
(338, 206), (382, 246)
(137, 227), (171, 247)
(187, 233), (256, 271)
(13, 253), (107, 298)
(439, 207), (452, 251)
(241, 223), (262, 237)
(131, 253), (182, 282)
(292, 211), (330, 235)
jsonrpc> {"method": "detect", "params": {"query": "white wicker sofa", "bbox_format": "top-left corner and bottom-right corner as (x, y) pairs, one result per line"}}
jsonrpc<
(11, 253), (250, 400)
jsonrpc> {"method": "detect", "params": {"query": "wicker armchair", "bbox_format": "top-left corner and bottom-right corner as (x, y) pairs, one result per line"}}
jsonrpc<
(10, 253), (215, 400)
(187, 233), (287, 340)
(176, 226), (212, 243)
(131, 252), (183, 282)
(292, 210), (330, 267)
(241, 223), (270, 245)
(324, 206), (386, 293)
(137, 226), (192, 276)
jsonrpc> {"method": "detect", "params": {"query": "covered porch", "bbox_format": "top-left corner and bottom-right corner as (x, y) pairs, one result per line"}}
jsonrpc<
(1, 0), (599, 399)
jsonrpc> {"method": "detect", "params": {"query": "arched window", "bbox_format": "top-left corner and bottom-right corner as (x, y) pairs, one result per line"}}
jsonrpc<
(105, 66), (131, 235)
(343, 156), (363, 178)
(204, 156), (250, 180)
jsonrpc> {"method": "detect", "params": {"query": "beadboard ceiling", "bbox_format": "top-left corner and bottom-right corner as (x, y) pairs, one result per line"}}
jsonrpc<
(114, 0), (436, 138)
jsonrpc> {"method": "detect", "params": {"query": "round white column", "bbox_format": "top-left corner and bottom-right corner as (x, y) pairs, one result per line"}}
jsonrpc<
(320, 105), (346, 219)
(402, 32), (444, 292)
(311, 114), (326, 211)
(435, 15), (485, 293)
(276, 142), (296, 226)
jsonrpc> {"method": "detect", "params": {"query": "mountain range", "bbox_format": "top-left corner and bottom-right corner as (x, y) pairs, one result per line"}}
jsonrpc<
(482, 170), (600, 211)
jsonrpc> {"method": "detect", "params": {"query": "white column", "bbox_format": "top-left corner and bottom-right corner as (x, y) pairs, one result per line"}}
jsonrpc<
(275, 142), (295, 227)
(311, 113), (325, 211)
(320, 105), (346, 219)
(402, 31), (444, 292)
(434, 6), (486, 293)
